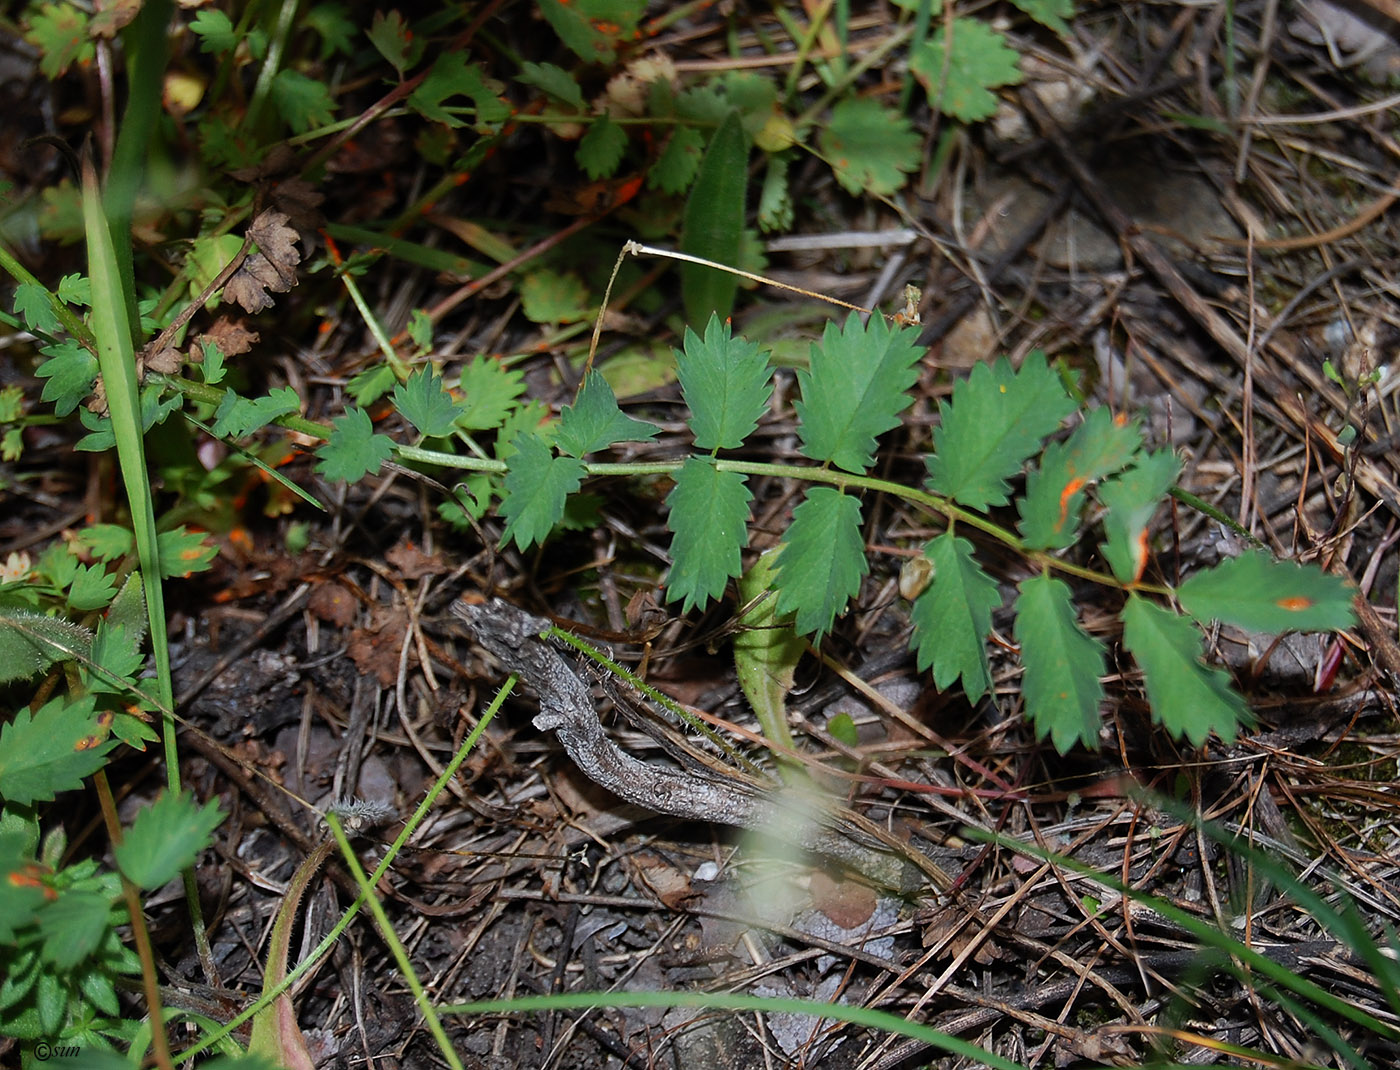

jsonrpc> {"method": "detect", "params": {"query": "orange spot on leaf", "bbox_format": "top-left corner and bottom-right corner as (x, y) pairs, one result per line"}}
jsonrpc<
(1276, 596), (1314, 611)
(1058, 478), (1087, 526)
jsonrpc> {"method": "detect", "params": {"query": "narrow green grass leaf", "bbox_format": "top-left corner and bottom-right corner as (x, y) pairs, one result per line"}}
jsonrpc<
(393, 367), (463, 439)
(555, 371), (658, 457)
(681, 109), (748, 325)
(499, 432), (584, 550)
(773, 487), (867, 640)
(0, 696), (115, 805)
(925, 352), (1075, 510)
(909, 532), (1001, 702)
(114, 791), (225, 891)
(664, 457), (751, 612)
(796, 313), (922, 475)
(1014, 573), (1105, 753)
(1098, 449), (1180, 583)
(1177, 551), (1356, 634)
(1121, 594), (1251, 746)
(1019, 407), (1143, 550)
(734, 548), (804, 761)
(675, 314), (773, 450)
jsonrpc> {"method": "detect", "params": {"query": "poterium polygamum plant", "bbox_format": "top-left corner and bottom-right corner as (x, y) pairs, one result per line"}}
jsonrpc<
(471, 313), (1355, 753)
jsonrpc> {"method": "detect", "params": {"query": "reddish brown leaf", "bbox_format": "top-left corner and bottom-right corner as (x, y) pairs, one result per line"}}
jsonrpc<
(385, 539), (447, 580)
(307, 582), (358, 627)
(199, 318), (259, 357)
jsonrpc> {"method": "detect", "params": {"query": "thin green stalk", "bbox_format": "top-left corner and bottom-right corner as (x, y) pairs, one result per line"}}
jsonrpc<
(326, 814), (464, 1070)
(175, 676), (514, 1064)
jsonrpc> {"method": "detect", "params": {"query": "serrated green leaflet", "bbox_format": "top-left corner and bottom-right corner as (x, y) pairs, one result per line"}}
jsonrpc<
(1121, 594), (1250, 746)
(394, 367), (463, 439)
(909, 532), (1000, 702)
(555, 371), (658, 457)
(1019, 407), (1142, 550)
(818, 97), (921, 196)
(665, 458), (751, 612)
(1177, 551), (1356, 634)
(773, 487), (867, 640)
(499, 432), (584, 550)
(681, 110), (748, 325)
(0, 696), (116, 806)
(676, 315), (773, 451)
(315, 406), (395, 483)
(1098, 449), (1180, 583)
(114, 791), (225, 891)
(925, 352), (1075, 510)
(1014, 573), (1105, 753)
(795, 313), (922, 475)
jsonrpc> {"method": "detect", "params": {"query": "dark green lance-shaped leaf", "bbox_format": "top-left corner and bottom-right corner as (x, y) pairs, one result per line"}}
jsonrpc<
(676, 314), (773, 451)
(1019, 407), (1143, 550)
(0, 608), (93, 684)
(499, 432), (584, 550)
(1099, 449), (1180, 584)
(0, 695), (116, 805)
(681, 109), (748, 326)
(105, 572), (147, 645)
(1121, 594), (1251, 747)
(38, 891), (114, 970)
(393, 366), (463, 438)
(818, 97), (921, 196)
(733, 548), (804, 764)
(114, 790), (225, 891)
(555, 371), (659, 457)
(1014, 573), (1106, 753)
(909, 532), (1001, 702)
(314, 406), (395, 483)
(1177, 551), (1356, 634)
(772, 487), (868, 641)
(925, 352), (1075, 509)
(665, 457), (752, 613)
(796, 313), (922, 474)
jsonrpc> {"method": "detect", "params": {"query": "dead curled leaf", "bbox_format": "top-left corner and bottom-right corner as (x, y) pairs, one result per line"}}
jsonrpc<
(224, 210), (302, 314)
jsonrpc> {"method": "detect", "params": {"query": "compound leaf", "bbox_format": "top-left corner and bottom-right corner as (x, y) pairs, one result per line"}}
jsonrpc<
(773, 487), (867, 641)
(0, 695), (115, 806)
(909, 532), (1001, 702)
(114, 791), (225, 891)
(1019, 407), (1142, 550)
(555, 371), (658, 457)
(393, 367), (463, 439)
(1177, 551), (1356, 634)
(796, 313), (922, 475)
(925, 352), (1075, 510)
(664, 457), (751, 612)
(499, 432), (584, 550)
(1014, 573), (1105, 753)
(675, 315), (773, 451)
(818, 97), (921, 196)
(1098, 449), (1180, 584)
(1121, 594), (1251, 746)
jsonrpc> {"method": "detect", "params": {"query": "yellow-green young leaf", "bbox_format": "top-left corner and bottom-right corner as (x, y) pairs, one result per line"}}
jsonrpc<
(675, 314), (773, 451)
(1120, 594), (1251, 747)
(499, 432), (584, 550)
(114, 790), (225, 891)
(520, 268), (591, 325)
(1177, 551), (1356, 634)
(925, 352), (1076, 510)
(665, 457), (752, 613)
(0, 696), (115, 805)
(157, 526), (218, 579)
(909, 532), (1001, 702)
(1014, 573), (1105, 753)
(1019, 408), (1142, 550)
(681, 110), (748, 326)
(1098, 449), (1180, 584)
(773, 487), (868, 641)
(734, 548), (804, 760)
(796, 313), (923, 475)
(818, 97), (921, 196)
